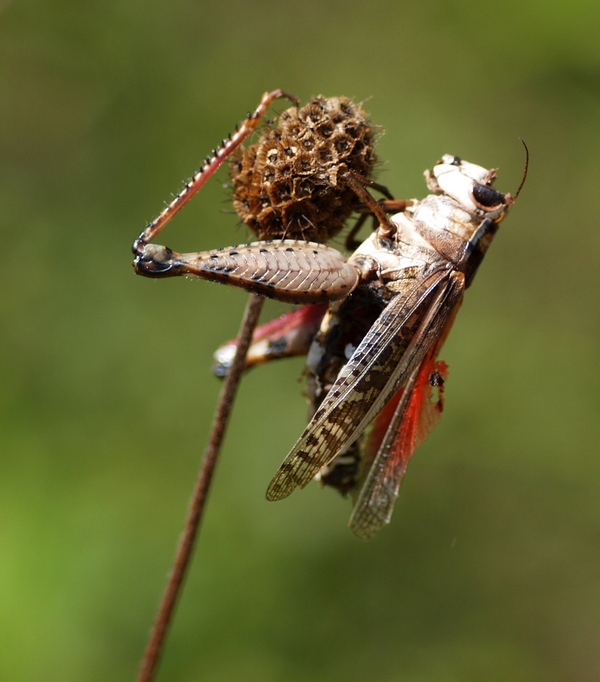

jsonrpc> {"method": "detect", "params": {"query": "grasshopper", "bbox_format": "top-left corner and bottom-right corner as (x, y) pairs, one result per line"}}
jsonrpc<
(134, 151), (524, 539)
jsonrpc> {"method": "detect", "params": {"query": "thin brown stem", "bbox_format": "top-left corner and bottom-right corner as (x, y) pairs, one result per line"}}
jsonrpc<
(136, 294), (265, 682)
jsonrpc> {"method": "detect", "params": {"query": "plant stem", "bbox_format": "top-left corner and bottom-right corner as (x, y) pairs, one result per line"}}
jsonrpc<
(137, 294), (265, 682)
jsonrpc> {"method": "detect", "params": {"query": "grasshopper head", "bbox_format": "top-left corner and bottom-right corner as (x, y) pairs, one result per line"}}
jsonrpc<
(426, 155), (510, 221)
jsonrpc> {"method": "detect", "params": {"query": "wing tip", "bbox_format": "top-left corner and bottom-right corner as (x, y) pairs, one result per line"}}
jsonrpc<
(349, 508), (394, 540)
(348, 491), (396, 540)
(348, 515), (387, 541)
(265, 476), (296, 501)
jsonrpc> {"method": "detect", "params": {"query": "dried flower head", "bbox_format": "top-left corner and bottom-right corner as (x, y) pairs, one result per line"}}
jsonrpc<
(229, 96), (377, 243)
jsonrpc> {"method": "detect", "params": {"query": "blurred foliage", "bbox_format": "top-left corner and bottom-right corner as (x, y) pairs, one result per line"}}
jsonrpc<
(1, 0), (600, 680)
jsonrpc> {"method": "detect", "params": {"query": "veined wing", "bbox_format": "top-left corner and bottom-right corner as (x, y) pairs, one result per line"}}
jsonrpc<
(266, 268), (461, 502)
(349, 273), (464, 539)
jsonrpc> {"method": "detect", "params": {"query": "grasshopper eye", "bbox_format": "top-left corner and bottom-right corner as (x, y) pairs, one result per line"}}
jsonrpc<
(471, 182), (506, 210)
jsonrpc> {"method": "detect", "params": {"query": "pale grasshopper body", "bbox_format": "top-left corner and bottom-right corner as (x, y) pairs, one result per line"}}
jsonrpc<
(135, 155), (518, 539)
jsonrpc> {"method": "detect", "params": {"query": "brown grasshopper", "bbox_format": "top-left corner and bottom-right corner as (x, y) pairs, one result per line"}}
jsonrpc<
(265, 156), (523, 539)
(135, 155), (520, 539)
(134, 144), (525, 538)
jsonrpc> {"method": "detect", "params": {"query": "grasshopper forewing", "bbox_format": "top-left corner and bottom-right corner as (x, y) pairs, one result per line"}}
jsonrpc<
(265, 269), (464, 500)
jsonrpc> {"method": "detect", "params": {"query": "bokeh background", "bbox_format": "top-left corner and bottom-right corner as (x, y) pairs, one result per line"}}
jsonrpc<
(2, 1), (599, 680)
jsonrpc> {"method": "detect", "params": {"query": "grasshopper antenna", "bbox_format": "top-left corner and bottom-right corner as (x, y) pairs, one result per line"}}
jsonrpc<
(512, 138), (529, 202)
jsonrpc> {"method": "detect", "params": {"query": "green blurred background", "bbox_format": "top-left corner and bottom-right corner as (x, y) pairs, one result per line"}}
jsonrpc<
(2, 0), (599, 680)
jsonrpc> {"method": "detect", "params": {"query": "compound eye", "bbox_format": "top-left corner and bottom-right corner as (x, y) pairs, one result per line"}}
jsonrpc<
(450, 155), (461, 166)
(472, 182), (506, 210)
